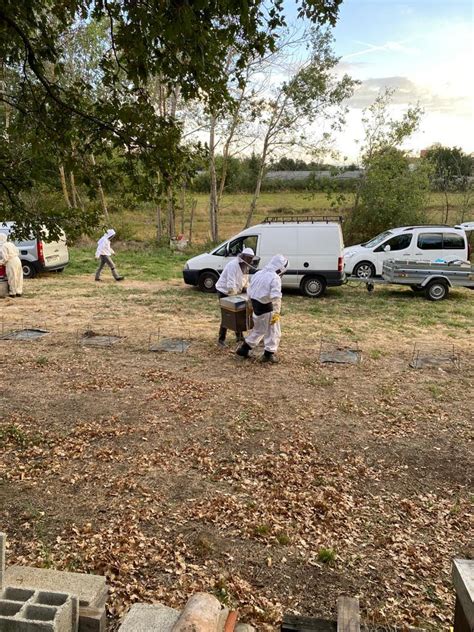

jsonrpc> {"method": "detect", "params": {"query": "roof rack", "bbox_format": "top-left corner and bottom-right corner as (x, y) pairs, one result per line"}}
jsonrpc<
(263, 215), (343, 224)
(403, 225), (454, 230)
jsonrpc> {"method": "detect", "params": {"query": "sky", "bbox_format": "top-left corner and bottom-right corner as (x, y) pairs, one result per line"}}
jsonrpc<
(292, 0), (474, 162)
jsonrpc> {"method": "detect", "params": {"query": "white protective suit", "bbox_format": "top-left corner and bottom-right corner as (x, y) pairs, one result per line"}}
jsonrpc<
(95, 229), (116, 258)
(246, 254), (288, 353)
(0, 233), (23, 297)
(215, 247), (254, 296)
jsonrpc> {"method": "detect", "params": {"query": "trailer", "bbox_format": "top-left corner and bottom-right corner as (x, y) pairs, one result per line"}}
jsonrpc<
(364, 259), (474, 301)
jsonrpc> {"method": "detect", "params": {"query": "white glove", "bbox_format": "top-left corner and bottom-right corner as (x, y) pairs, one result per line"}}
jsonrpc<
(272, 297), (282, 315)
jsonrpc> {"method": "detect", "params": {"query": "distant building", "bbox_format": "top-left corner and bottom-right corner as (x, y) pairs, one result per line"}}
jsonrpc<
(264, 170), (363, 181)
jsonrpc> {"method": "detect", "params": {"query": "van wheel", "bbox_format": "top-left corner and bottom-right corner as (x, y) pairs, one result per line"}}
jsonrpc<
(21, 261), (36, 278)
(301, 276), (326, 298)
(198, 271), (218, 293)
(425, 280), (449, 301)
(353, 261), (375, 278)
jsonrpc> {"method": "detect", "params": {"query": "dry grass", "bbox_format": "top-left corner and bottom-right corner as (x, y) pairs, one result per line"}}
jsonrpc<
(0, 274), (473, 631)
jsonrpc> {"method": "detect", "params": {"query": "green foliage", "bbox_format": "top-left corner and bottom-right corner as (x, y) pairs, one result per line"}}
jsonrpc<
(0, 0), (344, 237)
(424, 144), (473, 190)
(317, 547), (336, 563)
(346, 147), (430, 244)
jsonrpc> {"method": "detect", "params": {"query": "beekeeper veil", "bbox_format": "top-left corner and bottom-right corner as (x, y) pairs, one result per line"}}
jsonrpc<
(266, 254), (288, 276)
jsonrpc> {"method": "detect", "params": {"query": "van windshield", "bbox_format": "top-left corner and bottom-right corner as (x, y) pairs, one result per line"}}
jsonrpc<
(362, 230), (393, 248)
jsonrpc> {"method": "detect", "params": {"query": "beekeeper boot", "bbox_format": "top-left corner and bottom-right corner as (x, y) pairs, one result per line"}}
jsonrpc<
(236, 342), (251, 358)
(217, 326), (228, 348)
(261, 350), (278, 364)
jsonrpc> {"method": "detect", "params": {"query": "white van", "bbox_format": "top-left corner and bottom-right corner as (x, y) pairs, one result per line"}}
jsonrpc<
(183, 216), (345, 297)
(344, 224), (473, 278)
(0, 222), (69, 278)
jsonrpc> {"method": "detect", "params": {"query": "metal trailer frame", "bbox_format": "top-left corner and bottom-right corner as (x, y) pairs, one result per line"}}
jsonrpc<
(363, 259), (474, 301)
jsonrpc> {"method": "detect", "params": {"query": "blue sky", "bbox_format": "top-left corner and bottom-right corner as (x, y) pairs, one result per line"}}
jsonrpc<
(289, 0), (474, 160)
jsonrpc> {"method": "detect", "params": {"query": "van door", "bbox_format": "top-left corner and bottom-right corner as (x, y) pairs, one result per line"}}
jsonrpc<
(41, 230), (69, 270)
(413, 232), (444, 261)
(373, 232), (413, 272)
(259, 227), (299, 287)
(215, 234), (260, 273)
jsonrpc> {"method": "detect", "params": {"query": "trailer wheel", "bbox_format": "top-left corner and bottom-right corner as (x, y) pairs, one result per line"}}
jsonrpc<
(425, 280), (449, 301)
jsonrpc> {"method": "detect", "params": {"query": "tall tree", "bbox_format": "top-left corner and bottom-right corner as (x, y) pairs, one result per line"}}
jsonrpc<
(1, 0), (343, 238)
(424, 145), (473, 223)
(244, 27), (357, 228)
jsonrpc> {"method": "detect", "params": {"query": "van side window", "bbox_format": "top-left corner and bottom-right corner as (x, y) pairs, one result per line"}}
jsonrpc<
(417, 233), (443, 250)
(377, 233), (412, 251)
(228, 235), (258, 256)
(442, 233), (465, 249)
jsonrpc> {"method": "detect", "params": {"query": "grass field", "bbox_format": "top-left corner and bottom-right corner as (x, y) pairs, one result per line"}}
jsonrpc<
(1, 270), (472, 630)
(100, 191), (470, 244)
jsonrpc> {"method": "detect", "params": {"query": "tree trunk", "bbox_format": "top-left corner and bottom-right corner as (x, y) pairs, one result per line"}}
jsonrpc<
(188, 198), (197, 244)
(443, 186), (449, 224)
(90, 154), (109, 219)
(171, 593), (221, 632)
(59, 165), (72, 208)
(245, 144), (268, 229)
(167, 184), (175, 239)
(69, 172), (77, 208)
(180, 183), (186, 234)
(156, 203), (163, 242)
(208, 113), (219, 242)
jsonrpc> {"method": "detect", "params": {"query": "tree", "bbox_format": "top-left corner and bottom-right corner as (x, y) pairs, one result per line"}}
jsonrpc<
(1, 0), (343, 239)
(243, 27), (357, 228)
(424, 145), (473, 223)
(345, 90), (429, 244)
(347, 147), (430, 244)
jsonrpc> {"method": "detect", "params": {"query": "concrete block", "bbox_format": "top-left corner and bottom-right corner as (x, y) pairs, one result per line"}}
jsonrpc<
(4, 568), (106, 609)
(76, 607), (105, 632)
(4, 567), (106, 631)
(0, 586), (78, 632)
(118, 603), (180, 631)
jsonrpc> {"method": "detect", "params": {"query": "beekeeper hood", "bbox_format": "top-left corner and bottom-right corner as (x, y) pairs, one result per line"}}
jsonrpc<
(0, 234), (6, 244)
(266, 254), (288, 276)
(239, 247), (254, 263)
(106, 229), (116, 239)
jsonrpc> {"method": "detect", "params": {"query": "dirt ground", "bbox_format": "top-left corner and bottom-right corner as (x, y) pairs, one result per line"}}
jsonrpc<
(1, 273), (473, 631)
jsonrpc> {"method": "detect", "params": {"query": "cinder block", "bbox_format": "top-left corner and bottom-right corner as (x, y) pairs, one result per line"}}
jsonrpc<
(4, 566), (106, 630)
(76, 607), (105, 632)
(0, 586), (78, 632)
(118, 603), (180, 631)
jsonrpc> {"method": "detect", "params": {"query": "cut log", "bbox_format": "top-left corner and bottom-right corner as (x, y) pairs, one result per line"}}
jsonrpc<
(171, 592), (221, 632)
(337, 597), (360, 632)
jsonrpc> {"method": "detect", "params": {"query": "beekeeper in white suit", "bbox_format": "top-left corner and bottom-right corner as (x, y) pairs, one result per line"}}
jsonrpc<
(215, 247), (254, 346)
(236, 254), (288, 363)
(0, 233), (23, 297)
(95, 229), (124, 282)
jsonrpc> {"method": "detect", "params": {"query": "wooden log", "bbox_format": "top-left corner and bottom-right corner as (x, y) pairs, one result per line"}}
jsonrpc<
(337, 597), (360, 632)
(171, 592), (221, 632)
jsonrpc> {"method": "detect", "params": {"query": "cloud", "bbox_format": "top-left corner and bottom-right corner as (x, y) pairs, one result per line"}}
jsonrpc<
(347, 76), (472, 114)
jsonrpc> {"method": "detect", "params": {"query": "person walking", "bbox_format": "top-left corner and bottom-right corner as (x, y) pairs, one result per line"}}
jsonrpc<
(236, 254), (288, 363)
(95, 229), (124, 282)
(215, 247), (254, 347)
(0, 233), (23, 297)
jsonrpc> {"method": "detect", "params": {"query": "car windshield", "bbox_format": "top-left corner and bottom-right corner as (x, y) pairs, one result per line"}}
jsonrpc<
(362, 230), (393, 248)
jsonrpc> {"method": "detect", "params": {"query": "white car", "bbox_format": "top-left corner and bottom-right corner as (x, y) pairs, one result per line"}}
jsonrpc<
(344, 224), (473, 278)
(183, 216), (345, 297)
(0, 222), (69, 278)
